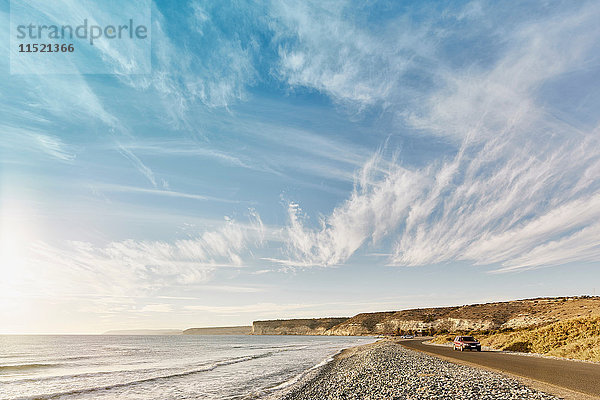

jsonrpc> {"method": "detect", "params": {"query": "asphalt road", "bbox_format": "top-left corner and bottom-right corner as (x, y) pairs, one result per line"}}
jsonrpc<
(399, 339), (600, 398)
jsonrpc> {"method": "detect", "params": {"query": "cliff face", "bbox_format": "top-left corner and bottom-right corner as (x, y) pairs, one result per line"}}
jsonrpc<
(252, 318), (349, 335)
(252, 297), (600, 336)
(328, 297), (600, 335)
(327, 316), (497, 336)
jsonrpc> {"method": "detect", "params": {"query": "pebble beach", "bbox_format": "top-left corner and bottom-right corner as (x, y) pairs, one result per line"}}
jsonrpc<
(270, 340), (559, 400)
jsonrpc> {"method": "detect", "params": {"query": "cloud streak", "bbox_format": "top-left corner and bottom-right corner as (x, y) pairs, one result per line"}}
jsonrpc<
(94, 183), (245, 204)
(27, 213), (266, 297)
(1, 126), (76, 162)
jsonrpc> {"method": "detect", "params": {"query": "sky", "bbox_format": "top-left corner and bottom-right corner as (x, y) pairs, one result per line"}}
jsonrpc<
(1, 0), (600, 334)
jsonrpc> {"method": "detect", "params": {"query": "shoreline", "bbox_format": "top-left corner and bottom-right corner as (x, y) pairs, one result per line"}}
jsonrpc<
(263, 338), (566, 400)
(259, 339), (381, 400)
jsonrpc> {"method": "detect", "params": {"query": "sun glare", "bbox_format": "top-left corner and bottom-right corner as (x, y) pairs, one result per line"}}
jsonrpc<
(0, 202), (35, 299)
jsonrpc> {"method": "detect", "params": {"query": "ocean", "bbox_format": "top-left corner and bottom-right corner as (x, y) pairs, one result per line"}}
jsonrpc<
(0, 335), (375, 400)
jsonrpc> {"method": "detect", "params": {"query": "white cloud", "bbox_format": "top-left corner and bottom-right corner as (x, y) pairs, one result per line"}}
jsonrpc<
(271, 0), (434, 109)
(406, 5), (600, 142)
(118, 139), (254, 169)
(93, 183), (243, 204)
(119, 1), (259, 128)
(494, 221), (600, 272)
(1, 126), (76, 162)
(2, 2), (161, 186)
(280, 2), (600, 271)
(116, 144), (158, 187)
(31, 134), (76, 161)
(26, 213), (266, 297)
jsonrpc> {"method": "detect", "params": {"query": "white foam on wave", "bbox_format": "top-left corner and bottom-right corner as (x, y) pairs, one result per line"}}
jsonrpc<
(12, 352), (274, 400)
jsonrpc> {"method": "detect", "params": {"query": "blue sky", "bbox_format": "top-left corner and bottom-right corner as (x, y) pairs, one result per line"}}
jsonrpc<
(1, 0), (600, 333)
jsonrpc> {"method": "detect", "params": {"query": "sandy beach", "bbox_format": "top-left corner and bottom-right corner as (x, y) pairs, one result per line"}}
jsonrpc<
(268, 339), (559, 400)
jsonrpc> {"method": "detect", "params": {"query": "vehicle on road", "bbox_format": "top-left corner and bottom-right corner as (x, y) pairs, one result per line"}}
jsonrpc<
(453, 336), (481, 351)
(400, 335), (414, 339)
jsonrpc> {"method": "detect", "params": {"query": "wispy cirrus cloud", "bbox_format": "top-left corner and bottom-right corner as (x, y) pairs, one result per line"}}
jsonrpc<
(30, 133), (76, 161)
(117, 139), (254, 169)
(1, 126), (76, 162)
(2, 1), (161, 186)
(278, 1), (600, 272)
(93, 183), (245, 204)
(26, 212), (265, 297)
(115, 143), (158, 187)
(271, 0), (433, 109)
(117, 0), (260, 128)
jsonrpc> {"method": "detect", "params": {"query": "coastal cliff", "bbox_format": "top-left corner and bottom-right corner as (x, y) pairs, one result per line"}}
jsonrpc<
(252, 318), (349, 335)
(252, 296), (600, 336)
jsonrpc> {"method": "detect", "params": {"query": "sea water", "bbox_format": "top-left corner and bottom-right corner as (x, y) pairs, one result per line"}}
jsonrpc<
(0, 335), (375, 400)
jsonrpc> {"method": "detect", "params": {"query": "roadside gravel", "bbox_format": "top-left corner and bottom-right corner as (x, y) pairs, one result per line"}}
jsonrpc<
(275, 339), (559, 400)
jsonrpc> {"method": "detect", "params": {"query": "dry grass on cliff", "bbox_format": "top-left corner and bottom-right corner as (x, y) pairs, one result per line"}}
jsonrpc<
(480, 317), (600, 361)
(432, 317), (600, 362)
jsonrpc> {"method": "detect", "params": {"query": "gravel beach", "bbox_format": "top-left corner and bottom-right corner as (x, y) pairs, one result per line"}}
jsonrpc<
(270, 339), (559, 400)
